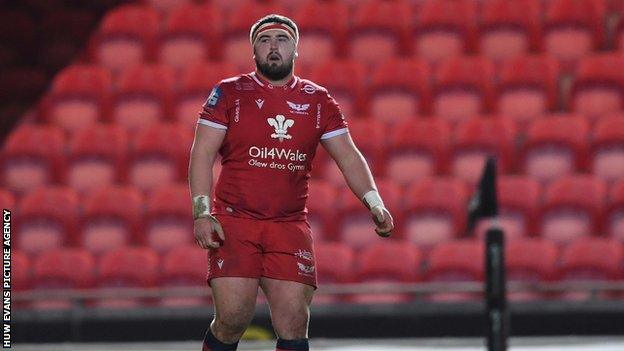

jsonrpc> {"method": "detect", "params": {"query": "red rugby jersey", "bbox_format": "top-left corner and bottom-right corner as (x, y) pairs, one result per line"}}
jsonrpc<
(198, 72), (348, 221)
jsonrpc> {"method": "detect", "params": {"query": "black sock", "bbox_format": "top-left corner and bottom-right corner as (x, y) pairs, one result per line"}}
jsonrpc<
(276, 338), (309, 351)
(202, 327), (238, 351)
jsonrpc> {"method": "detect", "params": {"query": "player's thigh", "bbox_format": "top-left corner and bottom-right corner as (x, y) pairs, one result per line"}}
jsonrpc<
(211, 277), (259, 326)
(260, 277), (314, 336)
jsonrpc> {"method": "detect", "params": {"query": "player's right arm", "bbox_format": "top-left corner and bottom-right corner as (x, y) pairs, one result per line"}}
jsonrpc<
(189, 123), (226, 249)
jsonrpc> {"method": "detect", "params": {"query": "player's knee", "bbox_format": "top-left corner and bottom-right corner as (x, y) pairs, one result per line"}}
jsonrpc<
(273, 306), (309, 339)
(213, 311), (250, 337)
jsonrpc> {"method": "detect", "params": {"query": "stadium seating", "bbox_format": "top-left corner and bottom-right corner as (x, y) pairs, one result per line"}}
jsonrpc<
(369, 57), (432, 123)
(314, 242), (355, 303)
(96, 247), (159, 308)
(16, 187), (80, 255)
(521, 114), (589, 183)
(433, 57), (496, 124)
(591, 114), (624, 182)
(414, 0), (477, 64)
(160, 245), (210, 306)
(425, 240), (484, 301)
(386, 118), (451, 185)
(348, 0), (412, 66)
(1, 124), (65, 194)
(352, 241), (422, 303)
(306, 180), (337, 242)
(0, 189), (15, 209)
(540, 175), (607, 244)
(41, 64), (112, 133)
(67, 124), (128, 193)
(81, 186), (144, 255)
(478, 0), (542, 62)
(496, 55), (560, 127)
(129, 122), (193, 191)
(158, 3), (223, 70)
(451, 116), (516, 184)
(175, 61), (238, 128)
(12, 250), (31, 292)
(506, 238), (558, 301)
(544, 0), (607, 69)
(141, 0), (192, 14)
(607, 180), (624, 240)
(31, 248), (95, 309)
(570, 54), (624, 121)
(112, 64), (176, 132)
(90, 4), (160, 72)
(309, 59), (367, 117)
(558, 237), (623, 300)
(403, 178), (469, 249)
(145, 183), (194, 253)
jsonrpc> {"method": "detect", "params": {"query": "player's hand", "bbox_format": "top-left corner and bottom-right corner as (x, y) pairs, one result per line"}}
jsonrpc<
(371, 206), (394, 237)
(194, 215), (225, 249)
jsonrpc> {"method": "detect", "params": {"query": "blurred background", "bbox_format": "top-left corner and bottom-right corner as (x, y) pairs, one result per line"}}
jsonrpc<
(2, 0), (624, 348)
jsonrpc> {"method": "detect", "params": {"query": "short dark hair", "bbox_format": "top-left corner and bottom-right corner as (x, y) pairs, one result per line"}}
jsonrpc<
(249, 14), (299, 44)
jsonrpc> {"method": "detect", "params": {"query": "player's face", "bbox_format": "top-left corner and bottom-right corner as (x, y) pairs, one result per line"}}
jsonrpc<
(253, 29), (296, 81)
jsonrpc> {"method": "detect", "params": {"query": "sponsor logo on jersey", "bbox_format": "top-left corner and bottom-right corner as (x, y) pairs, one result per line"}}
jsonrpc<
(205, 86), (221, 107)
(248, 146), (307, 161)
(255, 99), (264, 109)
(287, 101), (310, 115)
(301, 84), (316, 94)
(267, 115), (294, 141)
(234, 98), (240, 122)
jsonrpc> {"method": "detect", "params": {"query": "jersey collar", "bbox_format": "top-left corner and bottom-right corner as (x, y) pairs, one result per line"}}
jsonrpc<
(250, 72), (298, 92)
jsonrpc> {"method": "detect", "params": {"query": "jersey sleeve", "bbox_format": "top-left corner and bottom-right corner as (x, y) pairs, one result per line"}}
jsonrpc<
(197, 83), (229, 130)
(320, 92), (349, 140)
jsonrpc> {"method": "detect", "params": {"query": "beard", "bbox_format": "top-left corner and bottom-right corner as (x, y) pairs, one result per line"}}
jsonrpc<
(255, 53), (294, 81)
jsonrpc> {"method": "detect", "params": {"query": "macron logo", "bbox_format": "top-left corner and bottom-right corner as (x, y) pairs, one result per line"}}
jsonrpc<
(268, 115), (294, 142)
(255, 99), (264, 109)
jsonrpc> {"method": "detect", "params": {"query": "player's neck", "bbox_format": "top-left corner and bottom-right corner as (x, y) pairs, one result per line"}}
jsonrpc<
(255, 70), (294, 87)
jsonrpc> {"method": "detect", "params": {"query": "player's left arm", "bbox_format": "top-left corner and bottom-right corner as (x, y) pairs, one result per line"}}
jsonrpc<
(321, 133), (394, 237)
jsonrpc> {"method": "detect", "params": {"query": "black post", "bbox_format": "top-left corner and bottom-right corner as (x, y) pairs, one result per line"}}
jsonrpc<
(486, 227), (508, 351)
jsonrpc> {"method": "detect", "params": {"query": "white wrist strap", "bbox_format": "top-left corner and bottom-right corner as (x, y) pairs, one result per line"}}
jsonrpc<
(362, 190), (384, 209)
(192, 195), (211, 220)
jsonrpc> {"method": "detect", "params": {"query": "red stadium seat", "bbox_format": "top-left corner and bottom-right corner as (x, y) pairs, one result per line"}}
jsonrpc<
(142, 0), (192, 14)
(129, 123), (193, 191)
(591, 114), (624, 182)
(451, 117), (516, 184)
(175, 61), (238, 128)
(41, 64), (112, 133)
(497, 55), (560, 127)
(425, 240), (484, 301)
(433, 56), (495, 124)
(17, 187), (80, 255)
(12, 250), (31, 292)
(1, 124), (65, 194)
(496, 176), (541, 239)
(558, 237), (623, 300)
(506, 238), (558, 301)
(293, 0), (349, 66)
(90, 4), (160, 72)
(146, 183), (194, 253)
(309, 59), (367, 117)
(369, 58), (432, 122)
(540, 176), (607, 244)
(96, 247), (159, 308)
(570, 54), (624, 122)
(414, 0), (477, 64)
(113, 64), (176, 132)
(521, 115), (589, 183)
(223, 1), (287, 72)
(348, 0), (412, 66)
(67, 124), (128, 194)
(386, 118), (451, 185)
(335, 179), (401, 249)
(161, 245), (210, 307)
(403, 178), (469, 249)
(0, 189), (15, 210)
(31, 248), (95, 309)
(158, 3), (223, 70)
(352, 241), (421, 303)
(313, 242), (354, 304)
(607, 180), (624, 240)
(81, 186), (144, 255)
(544, 0), (607, 70)
(478, 0), (542, 62)
(306, 180), (337, 242)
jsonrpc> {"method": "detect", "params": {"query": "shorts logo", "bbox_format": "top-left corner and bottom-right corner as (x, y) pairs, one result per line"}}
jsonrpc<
(267, 115), (294, 141)
(297, 262), (315, 274)
(217, 258), (224, 269)
(294, 249), (313, 262)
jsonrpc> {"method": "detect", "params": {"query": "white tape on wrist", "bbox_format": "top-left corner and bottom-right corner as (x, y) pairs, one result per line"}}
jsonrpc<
(362, 190), (384, 210)
(192, 195), (211, 220)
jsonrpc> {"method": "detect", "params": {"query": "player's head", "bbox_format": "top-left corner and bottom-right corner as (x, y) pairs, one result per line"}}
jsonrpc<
(250, 14), (298, 81)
